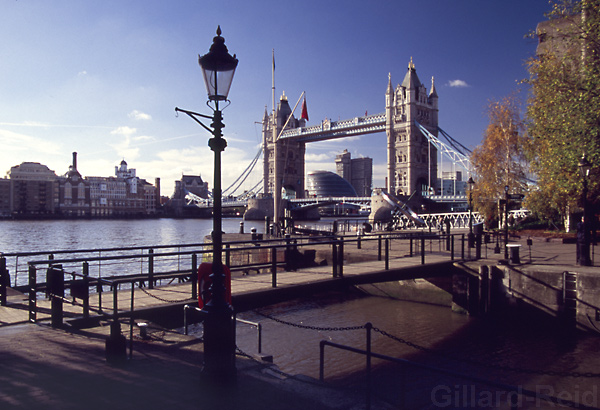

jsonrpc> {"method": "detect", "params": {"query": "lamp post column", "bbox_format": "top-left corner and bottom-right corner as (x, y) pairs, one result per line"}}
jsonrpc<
(203, 107), (236, 380)
(578, 154), (592, 266)
(581, 165), (591, 266)
(467, 177), (474, 248)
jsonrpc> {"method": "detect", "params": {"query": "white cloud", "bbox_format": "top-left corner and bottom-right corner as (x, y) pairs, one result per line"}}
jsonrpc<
(128, 110), (152, 121)
(305, 153), (331, 162)
(0, 129), (62, 156)
(133, 135), (155, 142)
(110, 126), (137, 136)
(448, 79), (469, 88)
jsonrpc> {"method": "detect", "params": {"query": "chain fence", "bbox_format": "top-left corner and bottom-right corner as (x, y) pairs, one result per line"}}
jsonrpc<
(255, 310), (600, 379)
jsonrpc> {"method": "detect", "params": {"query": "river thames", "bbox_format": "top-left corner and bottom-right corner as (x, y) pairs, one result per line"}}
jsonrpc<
(1, 218), (599, 408)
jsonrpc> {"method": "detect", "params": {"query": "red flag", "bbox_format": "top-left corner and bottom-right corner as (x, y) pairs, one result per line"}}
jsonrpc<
(301, 96), (309, 121)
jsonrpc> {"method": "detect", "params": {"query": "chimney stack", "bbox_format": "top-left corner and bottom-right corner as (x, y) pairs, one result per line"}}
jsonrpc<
(72, 152), (78, 170)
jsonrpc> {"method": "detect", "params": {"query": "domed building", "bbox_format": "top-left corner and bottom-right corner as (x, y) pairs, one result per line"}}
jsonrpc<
(306, 171), (357, 198)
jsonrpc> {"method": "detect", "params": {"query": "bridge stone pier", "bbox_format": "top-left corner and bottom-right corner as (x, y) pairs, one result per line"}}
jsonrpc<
(244, 197), (274, 221)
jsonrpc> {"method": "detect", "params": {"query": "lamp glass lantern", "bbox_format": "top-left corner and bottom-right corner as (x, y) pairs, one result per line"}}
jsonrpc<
(198, 26), (238, 103)
(578, 154), (592, 179)
(467, 177), (475, 198)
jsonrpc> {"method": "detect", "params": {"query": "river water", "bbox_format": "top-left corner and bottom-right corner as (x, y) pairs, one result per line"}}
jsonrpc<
(2, 218), (599, 408)
(0, 218), (259, 254)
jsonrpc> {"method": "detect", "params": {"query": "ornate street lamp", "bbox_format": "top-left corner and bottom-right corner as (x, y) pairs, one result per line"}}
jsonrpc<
(176, 26), (238, 381)
(467, 176), (475, 248)
(578, 153), (592, 266)
(504, 185), (510, 260)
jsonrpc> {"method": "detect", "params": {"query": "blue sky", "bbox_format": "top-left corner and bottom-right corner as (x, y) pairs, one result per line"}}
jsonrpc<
(0, 0), (551, 196)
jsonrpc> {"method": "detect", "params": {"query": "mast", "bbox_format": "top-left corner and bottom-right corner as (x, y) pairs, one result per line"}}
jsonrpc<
(272, 49), (281, 229)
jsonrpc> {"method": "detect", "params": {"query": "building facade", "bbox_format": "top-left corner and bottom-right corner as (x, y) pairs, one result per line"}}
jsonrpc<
(87, 160), (148, 217)
(0, 155), (159, 218)
(8, 162), (58, 216)
(57, 152), (91, 217)
(438, 171), (466, 196)
(335, 149), (373, 197)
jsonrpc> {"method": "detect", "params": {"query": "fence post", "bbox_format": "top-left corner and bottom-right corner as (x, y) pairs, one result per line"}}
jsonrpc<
(365, 322), (372, 410)
(191, 253), (198, 300)
(48, 265), (64, 328)
(385, 238), (389, 270)
(451, 234), (455, 261)
(257, 322), (263, 354)
(377, 235), (382, 261)
(28, 264), (37, 323)
(319, 340), (326, 382)
(338, 237), (344, 278)
(409, 235), (413, 257)
(271, 246), (277, 288)
(113, 283), (119, 322)
(148, 248), (154, 289)
(461, 234), (465, 260)
(332, 240), (338, 278)
(82, 261), (90, 319)
(225, 244), (231, 267)
(284, 234), (292, 271)
(421, 236), (425, 265)
(0, 257), (6, 306)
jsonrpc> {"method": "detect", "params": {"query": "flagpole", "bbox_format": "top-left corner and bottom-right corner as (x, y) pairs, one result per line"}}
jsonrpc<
(272, 49), (275, 121)
(272, 49), (281, 232)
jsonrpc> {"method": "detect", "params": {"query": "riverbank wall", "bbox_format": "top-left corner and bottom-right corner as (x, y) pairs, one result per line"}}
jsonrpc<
(356, 259), (600, 333)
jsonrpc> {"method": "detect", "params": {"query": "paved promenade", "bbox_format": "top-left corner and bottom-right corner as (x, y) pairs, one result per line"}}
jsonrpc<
(0, 231), (597, 409)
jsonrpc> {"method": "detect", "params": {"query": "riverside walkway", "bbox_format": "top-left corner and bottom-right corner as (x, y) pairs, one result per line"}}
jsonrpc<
(0, 231), (597, 410)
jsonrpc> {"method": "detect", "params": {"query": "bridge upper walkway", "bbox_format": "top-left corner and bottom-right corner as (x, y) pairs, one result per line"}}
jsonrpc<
(279, 113), (386, 143)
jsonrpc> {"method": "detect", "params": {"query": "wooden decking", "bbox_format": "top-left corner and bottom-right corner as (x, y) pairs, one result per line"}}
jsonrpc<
(0, 249), (456, 327)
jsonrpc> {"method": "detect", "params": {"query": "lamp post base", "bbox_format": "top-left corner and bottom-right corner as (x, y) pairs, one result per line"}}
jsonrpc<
(201, 303), (237, 383)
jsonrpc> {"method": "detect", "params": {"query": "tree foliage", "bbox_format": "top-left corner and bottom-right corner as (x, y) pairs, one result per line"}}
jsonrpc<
(471, 96), (529, 227)
(524, 0), (600, 226)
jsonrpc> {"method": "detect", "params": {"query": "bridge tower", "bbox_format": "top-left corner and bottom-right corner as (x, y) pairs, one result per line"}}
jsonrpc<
(262, 92), (307, 219)
(385, 59), (438, 197)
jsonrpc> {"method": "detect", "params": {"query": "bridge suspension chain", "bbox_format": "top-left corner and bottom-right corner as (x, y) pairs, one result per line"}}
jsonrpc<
(223, 147), (262, 196)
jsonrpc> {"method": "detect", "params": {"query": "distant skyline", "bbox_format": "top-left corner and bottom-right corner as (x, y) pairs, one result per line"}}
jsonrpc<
(0, 1), (552, 195)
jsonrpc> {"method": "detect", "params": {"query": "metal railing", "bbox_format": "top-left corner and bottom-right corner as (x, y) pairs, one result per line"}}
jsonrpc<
(2, 232), (478, 324)
(183, 305), (263, 354)
(319, 323), (598, 410)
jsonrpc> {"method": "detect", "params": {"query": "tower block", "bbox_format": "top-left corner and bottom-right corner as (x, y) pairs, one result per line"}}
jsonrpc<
(385, 59), (438, 197)
(262, 93), (306, 203)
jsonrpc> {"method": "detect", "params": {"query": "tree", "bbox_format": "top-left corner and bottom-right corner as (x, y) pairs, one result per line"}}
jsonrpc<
(471, 96), (529, 228)
(524, 0), (600, 230)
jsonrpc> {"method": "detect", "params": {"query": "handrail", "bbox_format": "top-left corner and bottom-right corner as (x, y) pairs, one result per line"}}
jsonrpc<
(10, 232), (476, 319)
(319, 324), (596, 410)
(183, 305), (263, 354)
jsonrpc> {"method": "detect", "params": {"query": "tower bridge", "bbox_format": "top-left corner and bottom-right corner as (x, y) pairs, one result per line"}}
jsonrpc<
(246, 58), (473, 224)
